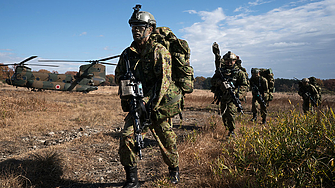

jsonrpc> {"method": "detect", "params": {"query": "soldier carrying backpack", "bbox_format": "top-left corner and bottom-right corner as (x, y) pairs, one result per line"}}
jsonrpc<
(249, 68), (274, 124)
(250, 68), (269, 124)
(210, 42), (249, 137)
(115, 4), (193, 187)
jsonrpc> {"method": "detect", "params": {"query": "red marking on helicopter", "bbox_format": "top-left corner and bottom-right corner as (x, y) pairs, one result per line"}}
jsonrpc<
(55, 85), (61, 89)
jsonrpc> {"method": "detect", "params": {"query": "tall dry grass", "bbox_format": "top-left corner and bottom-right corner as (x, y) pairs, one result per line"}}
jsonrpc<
(1, 84), (335, 187)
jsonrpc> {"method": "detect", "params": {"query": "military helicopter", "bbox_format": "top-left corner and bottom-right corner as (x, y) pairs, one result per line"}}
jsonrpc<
(1, 55), (120, 93)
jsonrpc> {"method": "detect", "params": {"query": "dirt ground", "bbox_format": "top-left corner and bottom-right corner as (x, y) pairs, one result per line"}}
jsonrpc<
(1, 84), (334, 187)
(0, 85), (224, 187)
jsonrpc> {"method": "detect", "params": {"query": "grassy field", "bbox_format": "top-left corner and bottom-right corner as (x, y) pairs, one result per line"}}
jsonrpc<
(0, 83), (334, 187)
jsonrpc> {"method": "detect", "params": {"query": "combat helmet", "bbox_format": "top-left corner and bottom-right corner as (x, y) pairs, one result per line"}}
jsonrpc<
(302, 78), (309, 83)
(129, 4), (156, 29)
(222, 51), (237, 60)
(251, 68), (260, 74)
(309, 76), (317, 84)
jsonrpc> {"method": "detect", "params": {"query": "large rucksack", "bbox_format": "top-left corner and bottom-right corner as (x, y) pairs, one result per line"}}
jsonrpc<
(308, 76), (322, 104)
(150, 27), (194, 94)
(258, 68), (275, 101)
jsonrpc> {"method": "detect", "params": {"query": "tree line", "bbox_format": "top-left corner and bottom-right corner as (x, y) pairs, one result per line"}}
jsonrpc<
(1, 65), (334, 94)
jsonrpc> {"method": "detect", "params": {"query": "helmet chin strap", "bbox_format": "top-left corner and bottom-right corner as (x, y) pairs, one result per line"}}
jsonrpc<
(140, 24), (151, 40)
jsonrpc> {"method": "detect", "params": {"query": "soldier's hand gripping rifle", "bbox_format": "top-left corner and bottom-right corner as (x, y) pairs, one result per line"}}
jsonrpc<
(251, 83), (267, 108)
(217, 69), (244, 114)
(120, 50), (149, 160)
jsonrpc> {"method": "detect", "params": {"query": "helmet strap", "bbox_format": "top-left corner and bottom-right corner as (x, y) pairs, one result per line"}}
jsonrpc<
(140, 24), (151, 40)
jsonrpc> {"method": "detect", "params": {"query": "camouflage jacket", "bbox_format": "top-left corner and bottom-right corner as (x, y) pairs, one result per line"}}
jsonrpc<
(298, 83), (318, 99)
(115, 39), (183, 121)
(211, 64), (249, 101)
(250, 75), (269, 99)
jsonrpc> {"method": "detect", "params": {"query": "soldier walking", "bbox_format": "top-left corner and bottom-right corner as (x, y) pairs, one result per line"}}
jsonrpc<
(115, 5), (182, 187)
(298, 78), (318, 113)
(211, 43), (249, 137)
(250, 68), (269, 124)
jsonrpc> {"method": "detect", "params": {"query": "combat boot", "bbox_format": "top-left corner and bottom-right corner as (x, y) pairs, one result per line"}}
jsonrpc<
(169, 166), (180, 184)
(123, 166), (139, 188)
(228, 129), (236, 137)
(262, 118), (267, 124)
(250, 113), (257, 122)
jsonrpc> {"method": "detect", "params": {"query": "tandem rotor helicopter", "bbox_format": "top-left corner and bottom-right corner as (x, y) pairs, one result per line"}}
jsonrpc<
(0, 55), (120, 93)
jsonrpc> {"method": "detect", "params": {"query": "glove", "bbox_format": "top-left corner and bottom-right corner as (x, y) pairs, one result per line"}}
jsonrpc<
(212, 42), (220, 56)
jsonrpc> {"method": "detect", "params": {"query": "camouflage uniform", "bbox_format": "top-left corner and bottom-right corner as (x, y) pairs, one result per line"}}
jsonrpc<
(298, 79), (318, 113)
(211, 63), (249, 132)
(250, 75), (269, 122)
(115, 39), (182, 168)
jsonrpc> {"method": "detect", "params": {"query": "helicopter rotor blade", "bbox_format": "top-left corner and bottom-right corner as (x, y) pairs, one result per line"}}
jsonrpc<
(97, 55), (121, 62)
(25, 63), (59, 67)
(19, 55), (38, 65)
(38, 55), (120, 64)
(38, 60), (87, 63)
(0, 63), (17, 66)
(99, 62), (117, 65)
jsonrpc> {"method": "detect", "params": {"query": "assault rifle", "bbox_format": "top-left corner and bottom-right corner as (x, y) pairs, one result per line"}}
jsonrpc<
(216, 69), (244, 114)
(304, 91), (317, 107)
(251, 83), (267, 108)
(120, 50), (151, 160)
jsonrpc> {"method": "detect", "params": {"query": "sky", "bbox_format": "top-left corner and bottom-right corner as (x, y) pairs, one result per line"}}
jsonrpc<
(1, 0), (334, 80)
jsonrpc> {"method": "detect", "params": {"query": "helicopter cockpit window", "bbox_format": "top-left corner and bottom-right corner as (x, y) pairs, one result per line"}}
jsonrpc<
(63, 80), (66, 83)
(36, 77), (40, 81)
(22, 76), (27, 80)
(49, 79), (53, 81)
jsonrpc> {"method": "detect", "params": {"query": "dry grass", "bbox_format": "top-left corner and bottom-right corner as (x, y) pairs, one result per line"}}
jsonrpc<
(0, 83), (334, 187)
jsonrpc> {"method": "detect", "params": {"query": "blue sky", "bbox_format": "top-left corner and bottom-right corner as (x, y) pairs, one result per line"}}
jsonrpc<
(1, 0), (334, 79)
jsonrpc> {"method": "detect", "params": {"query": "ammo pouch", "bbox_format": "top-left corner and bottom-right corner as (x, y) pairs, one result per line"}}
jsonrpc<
(152, 93), (183, 121)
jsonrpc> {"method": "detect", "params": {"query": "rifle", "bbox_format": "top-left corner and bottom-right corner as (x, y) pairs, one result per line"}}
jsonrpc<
(251, 83), (267, 108)
(304, 91), (317, 107)
(120, 50), (151, 160)
(216, 69), (244, 114)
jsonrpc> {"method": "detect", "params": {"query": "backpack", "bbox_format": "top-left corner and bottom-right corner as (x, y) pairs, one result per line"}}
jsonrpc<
(308, 76), (322, 103)
(257, 68), (275, 101)
(150, 27), (194, 94)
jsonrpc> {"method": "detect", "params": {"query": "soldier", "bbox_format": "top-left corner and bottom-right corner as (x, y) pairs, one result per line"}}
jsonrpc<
(211, 49), (249, 137)
(298, 78), (318, 113)
(115, 5), (182, 187)
(250, 68), (269, 124)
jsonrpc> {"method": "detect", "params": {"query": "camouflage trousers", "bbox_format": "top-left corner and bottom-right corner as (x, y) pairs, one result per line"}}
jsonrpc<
(251, 97), (267, 119)
(118, 113), (179, 168)
(302, 98), (315, 113)
(220, 100), (237, 131)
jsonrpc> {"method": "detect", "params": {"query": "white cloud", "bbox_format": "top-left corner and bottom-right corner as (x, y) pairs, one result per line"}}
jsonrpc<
(248, 0), (273, 6)
(79, 32), (87, 36)
(182, 0), (335, 79)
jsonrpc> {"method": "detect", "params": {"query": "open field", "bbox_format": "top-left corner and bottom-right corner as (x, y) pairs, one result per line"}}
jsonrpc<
(0, 83), (334, 187)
